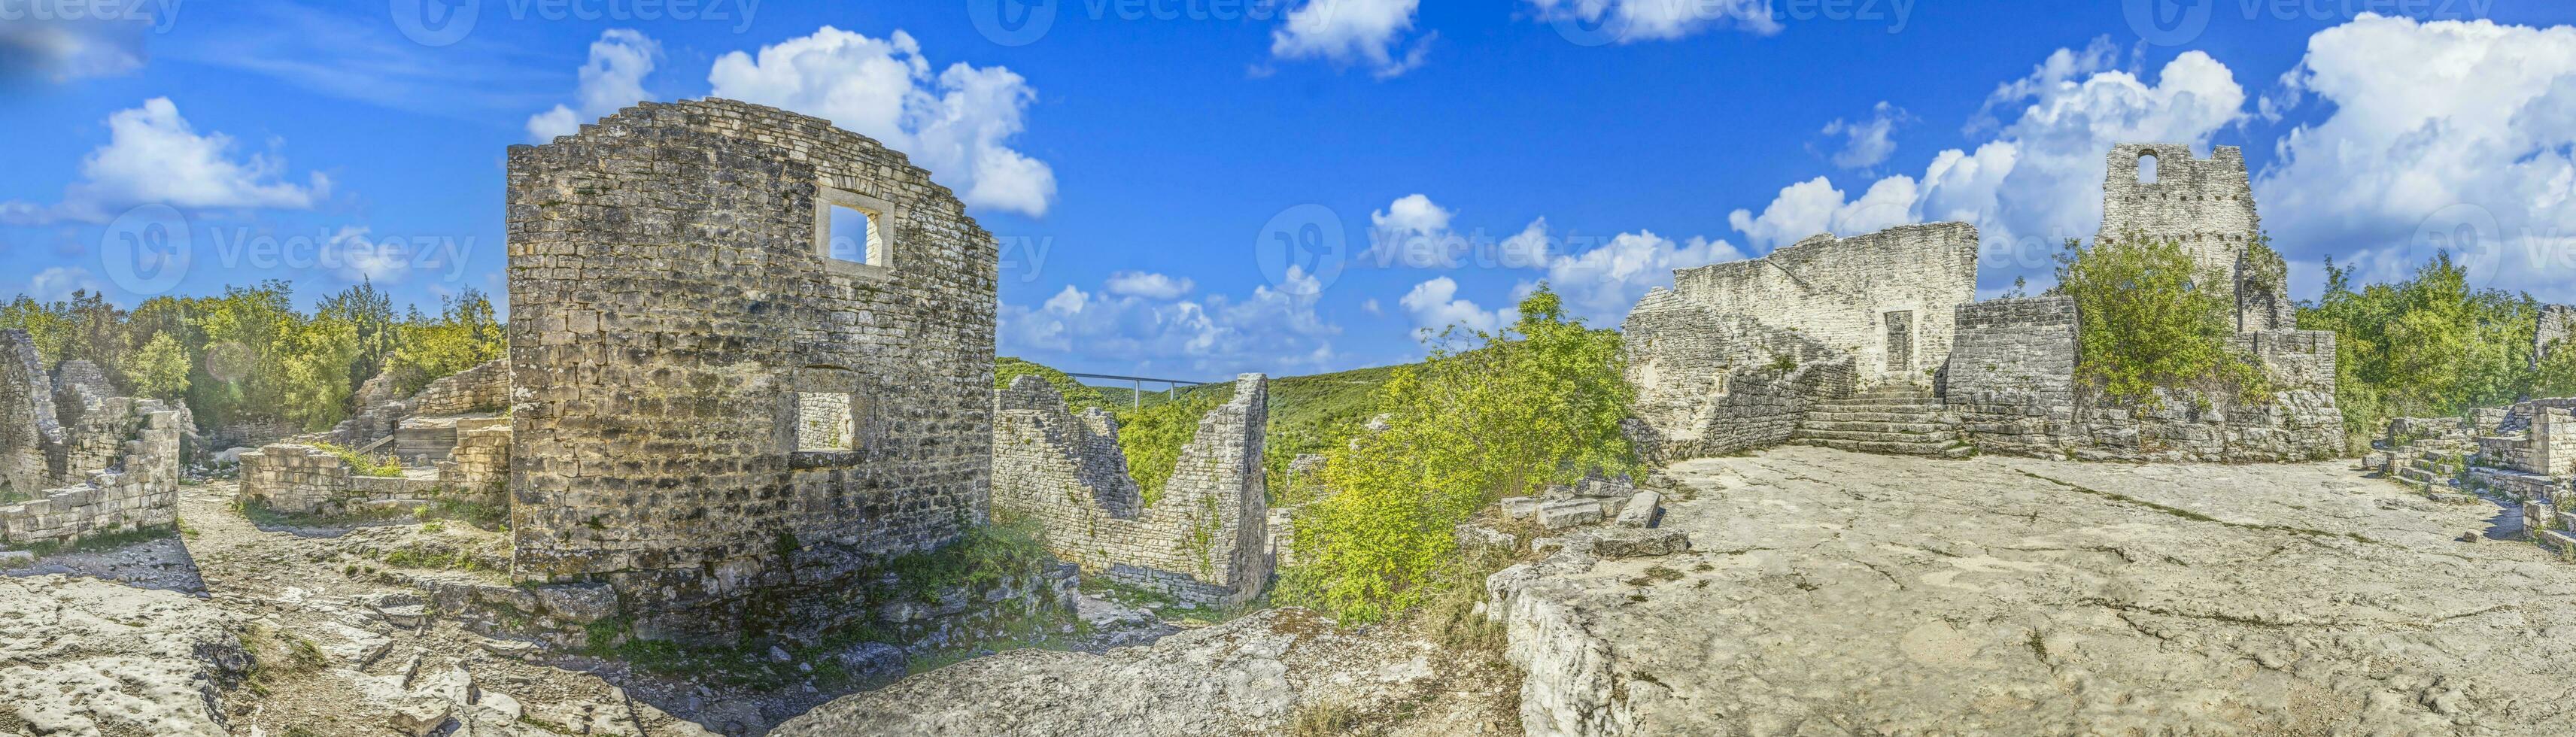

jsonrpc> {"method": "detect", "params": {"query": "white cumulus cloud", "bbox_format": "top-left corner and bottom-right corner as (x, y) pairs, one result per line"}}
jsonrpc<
(1819, 102), (1908, 169)
(1399, 276), (1514, 337)
(709, 26), (1058, 217)
(26, 266), (104, 302)
(1105, 271), (1195, 299)
(2254, 14), (2576, 299)
(527, 29), (661, 141)
(1270, 0), (1433, 78)
(3, 97), (330, 224)
(1522, 0), (1780, 43)
(998, 268), (1340, 375)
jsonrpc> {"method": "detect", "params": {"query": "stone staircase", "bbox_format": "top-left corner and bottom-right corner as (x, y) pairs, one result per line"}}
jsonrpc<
(1792, 387), (1971, 458)
(2394, 448), (2469, 490)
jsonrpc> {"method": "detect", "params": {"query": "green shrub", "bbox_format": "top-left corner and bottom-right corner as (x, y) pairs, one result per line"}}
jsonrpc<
(1279, 285), (1634, 623)
(2298, 250), (2538, 450)
(2056, 235), (2267, 410)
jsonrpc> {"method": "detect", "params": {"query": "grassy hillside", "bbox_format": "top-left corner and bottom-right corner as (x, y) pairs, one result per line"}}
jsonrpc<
(995, 358), (1410, 502)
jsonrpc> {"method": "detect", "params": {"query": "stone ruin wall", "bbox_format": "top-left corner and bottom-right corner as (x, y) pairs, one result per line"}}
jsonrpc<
(2100, 144), (2286, 332)
(1943, 296), (2345, 463)
(325, 359), (512, 450)
(506, 99), (998, 640)
(0, 330), (187, 548)
(241, 417), (512, 517)
(1945, 297), (2081, 457)
(1620, 290), (1855, 463)
(990, 374), (1271, 607)
(2538, 305), (2574, 368)
(1664, 222), (1977, 387)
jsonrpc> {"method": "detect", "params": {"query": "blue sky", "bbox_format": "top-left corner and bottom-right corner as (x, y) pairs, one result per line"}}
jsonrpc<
(6, 1), (2576, 379)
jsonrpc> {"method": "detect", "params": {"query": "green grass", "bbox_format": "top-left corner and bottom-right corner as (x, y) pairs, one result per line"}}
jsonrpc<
(308, 441), (406, 478)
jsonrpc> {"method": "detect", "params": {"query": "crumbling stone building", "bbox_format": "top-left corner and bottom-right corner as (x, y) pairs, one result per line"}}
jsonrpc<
(1624, 144), (2342, 465)
(2100, 144), (2290, 333)
(0, 329), (187, 548)
(504, 99), (1000, 639)
(990, 375), (1272, 606)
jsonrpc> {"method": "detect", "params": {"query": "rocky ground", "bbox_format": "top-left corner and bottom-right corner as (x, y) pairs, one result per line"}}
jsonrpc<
(1492, 446), (2576, 736)
(14, 449), (2576, 736)
(774, 608), (1523, 736)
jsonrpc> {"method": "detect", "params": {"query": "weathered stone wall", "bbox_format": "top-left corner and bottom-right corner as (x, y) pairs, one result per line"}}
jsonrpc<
(1621, 289), (1855, 463)
(1946, 296), (2080, 456)
(2099, 144), (2282, 332)
(439, 418), (512, 495)
(2480, 401), (2576, 478)
(0, 330), (62, 497)
(506, 99), (998, 640)
(2539, 305), (2574, 368)
(991, 374), (1271, 607)
(238, 443), (454, 516)
(326, 359), (510, 450)
(1662, 223), (1976, 386)
(1946, 299), (2345, 462)
(0, 406), (181, 547)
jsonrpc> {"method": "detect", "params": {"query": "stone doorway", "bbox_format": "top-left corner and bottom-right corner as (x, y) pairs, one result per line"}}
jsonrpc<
(1884, 311), (1914, 375)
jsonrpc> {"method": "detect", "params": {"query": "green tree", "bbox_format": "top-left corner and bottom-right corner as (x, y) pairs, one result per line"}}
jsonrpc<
(1280, 285), (1634, 623)
(123, 332), (191, 400)
(2055, 235), (2265, 409)
(2298, 251), (2536, 448)
(320, 280), (399, 390)
(385, 289), (505, 394)
(0, 295), (73, 368)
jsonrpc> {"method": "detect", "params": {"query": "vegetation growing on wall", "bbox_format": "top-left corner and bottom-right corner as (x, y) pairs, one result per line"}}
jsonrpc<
(1280, 285), (1635, 623)
(2055, 235), (2266, 409)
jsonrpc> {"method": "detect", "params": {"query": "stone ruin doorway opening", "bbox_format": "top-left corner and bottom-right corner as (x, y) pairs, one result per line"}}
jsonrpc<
(1885, 310), (1915, 376)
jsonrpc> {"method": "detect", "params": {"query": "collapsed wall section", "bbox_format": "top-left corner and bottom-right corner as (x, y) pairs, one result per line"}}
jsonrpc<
(1663, 223), (1976, 386)
(325, 359), (511, 450)
(991, 374), (1271, 607)
(505, 99), (998, 640)
(1621, 290), (1855, 463)
(0, 330), (187, 548)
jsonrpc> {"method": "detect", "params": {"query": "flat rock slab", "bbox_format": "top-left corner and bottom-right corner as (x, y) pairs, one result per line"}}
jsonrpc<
(1491, 446), (2576, 736)
(0, 575), (248, 736)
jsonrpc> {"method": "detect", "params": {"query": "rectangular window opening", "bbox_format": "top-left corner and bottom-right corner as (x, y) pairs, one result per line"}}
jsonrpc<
(796, 392), (856, 451)
(825, 204), (883, 265)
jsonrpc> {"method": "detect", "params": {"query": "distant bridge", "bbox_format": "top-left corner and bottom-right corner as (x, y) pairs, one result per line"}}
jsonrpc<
(1062, 372), (1214, 409)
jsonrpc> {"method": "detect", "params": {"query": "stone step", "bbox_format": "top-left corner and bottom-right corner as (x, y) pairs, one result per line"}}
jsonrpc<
(1803, 411), (1948, 424)
(1794, 438), (1973, 458)
(1814, 397), (1943, 409)
(1796, 420), (1955, 435)
(1791, 428), (1960, 444)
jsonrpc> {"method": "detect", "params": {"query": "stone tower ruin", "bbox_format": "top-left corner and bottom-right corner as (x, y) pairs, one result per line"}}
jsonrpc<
(504, 99), (1000, 640)
(2099, 144), (2289, 332)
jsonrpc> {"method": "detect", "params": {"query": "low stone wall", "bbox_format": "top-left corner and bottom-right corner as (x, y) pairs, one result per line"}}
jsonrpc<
(1943, 296), (2344, 463)
(992, 374), (1271, 607)
(0, 407), (184, 547)
(238, 444), (448, 516)
(1624, 357), (1855, 466)
(440, 419), (512, 493)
